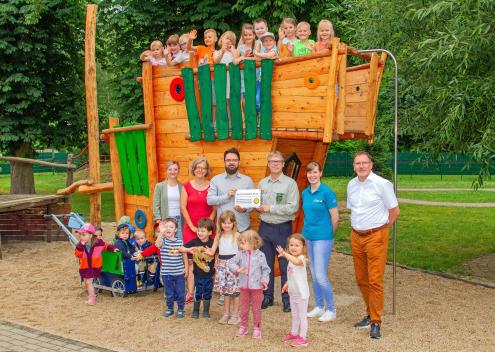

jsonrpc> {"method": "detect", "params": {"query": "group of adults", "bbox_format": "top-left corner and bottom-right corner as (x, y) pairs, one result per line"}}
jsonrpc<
(152, 148), (399, 339)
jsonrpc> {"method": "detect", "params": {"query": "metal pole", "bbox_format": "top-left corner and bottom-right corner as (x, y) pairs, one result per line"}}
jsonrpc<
(358, 49), (399, 314)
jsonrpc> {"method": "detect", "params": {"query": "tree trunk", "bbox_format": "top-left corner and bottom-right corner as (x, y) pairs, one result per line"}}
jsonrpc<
(10, 142), (36, 194)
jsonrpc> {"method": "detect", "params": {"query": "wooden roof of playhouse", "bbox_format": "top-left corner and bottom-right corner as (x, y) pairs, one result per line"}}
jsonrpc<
(96, 37), (387, 236)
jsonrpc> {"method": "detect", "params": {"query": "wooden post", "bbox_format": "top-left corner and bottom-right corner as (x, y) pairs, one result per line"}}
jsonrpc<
(323, 38), (340, 143)
(365, 53), (380, 136)
(336, 44), (347, 134)
(85, 4), (101, 226)
(142, 62), (158, 237)
(367, 52), (388, 142)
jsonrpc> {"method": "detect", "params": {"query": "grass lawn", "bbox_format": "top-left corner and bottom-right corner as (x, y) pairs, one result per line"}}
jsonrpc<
(1, 171), (494, 276)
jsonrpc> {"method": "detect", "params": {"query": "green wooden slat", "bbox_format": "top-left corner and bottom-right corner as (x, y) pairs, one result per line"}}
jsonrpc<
(229, 64), (243, 140)
(181, 68), (202, 141)
(134, 130), (149, 197)
(214, 64), (228, 140)
(114, 129), (134, 194)
(124, 127), (143, 195)
(198, 64), (215, 141)
(259, 59), (274, 140)
(243, 60), (257, 140)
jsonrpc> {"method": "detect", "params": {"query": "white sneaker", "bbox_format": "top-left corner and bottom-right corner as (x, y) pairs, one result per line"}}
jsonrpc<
(307, 306), (325, 318)
(318, 310), (337, 322)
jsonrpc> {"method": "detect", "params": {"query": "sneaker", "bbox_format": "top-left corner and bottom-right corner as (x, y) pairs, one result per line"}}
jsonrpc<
(218, 314), (230, 324)
(252, 327), (262, 339)
(291, 336), (309, 347)
(354, 315), (371, 330)
(235, 326), (248, 337)
(307, 306), (325, 318)
(318, 310), (336, 322)
(176, 310), (185, 319)
(185, 293), (194, 305)
(370, 323), (381, 339)
(227, 315), (240, 325)
(281, 332), (298, 343)
(217, 295), (225, 306)
(162, 310), (174, 318)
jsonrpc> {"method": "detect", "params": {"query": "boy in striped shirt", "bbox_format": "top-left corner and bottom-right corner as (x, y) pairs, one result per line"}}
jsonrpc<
(156, 218), (189, 318)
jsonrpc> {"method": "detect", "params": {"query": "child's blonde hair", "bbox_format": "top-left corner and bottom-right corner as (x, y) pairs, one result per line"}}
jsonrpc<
(240, 23), (255, 52)
(296, 21), (311, 31)
(167, 34), (179, 45)
(218, 210), (238, 237)
(238, 229), (263, 250)
(218, 31), (237, 47)
(281, 17), (297, 27)
(135, 229), (146, 239)
(179, 33), (189, 46)
(204, 28), (218, 40)
(150, 40), (164, 50)
(317, 19), (335, 43)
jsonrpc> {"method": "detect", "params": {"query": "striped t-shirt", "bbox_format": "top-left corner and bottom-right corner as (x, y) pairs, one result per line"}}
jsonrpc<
(159, 237), (185, 276)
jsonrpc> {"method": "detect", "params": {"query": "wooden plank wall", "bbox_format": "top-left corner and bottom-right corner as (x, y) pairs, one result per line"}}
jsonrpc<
(344, 68), (370, 133)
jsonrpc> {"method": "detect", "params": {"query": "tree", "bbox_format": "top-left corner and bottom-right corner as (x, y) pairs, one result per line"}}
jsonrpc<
(345, 0), (495, 186)
(0, 0), (86, 193)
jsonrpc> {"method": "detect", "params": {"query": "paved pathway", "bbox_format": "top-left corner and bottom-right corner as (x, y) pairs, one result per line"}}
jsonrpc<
(397, 198), (495, 207)
(398, 188), (495, 192)
(0, 321), (116, 352)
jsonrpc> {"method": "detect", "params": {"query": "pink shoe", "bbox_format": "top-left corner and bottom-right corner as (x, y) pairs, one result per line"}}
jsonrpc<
(291, 336), (308, 347)
(235, 326), (248, 337)
(85, 295), (96, 305)
(185, 293), (194, 304)
(252, 327), (262, 339)
(282, 332), (298, 342)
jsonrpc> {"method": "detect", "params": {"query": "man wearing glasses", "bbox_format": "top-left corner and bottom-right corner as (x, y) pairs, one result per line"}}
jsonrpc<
(347, 151), (400, 339)
(257, 151), (299, 312)
(207, 147), (254, 232)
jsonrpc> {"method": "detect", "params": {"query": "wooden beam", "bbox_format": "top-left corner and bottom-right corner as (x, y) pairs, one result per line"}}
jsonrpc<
(57, 179), (93, 195)
(0, 195), (65, 214)
(323, 38), (340, 143)
(336, 43), (347, 135)
(368, 52), (388, 143)
(0, 156), (75, 169)
(101, 123), (152, 135)
(142, 61), (158, 239)
(365, 53), (380, 136)
(85, 3), (101, 226)
(108, 117), (125, 221)
(78, 182), (113, 194)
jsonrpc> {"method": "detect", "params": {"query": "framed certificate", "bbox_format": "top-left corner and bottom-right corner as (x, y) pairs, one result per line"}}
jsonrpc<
(234, 189), (262, 209)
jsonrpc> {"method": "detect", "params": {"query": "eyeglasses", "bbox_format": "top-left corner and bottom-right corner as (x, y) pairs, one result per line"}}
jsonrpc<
(354, 161), (370, 166)
(268, 160), (284, 165)
(225, 159), (239, 163)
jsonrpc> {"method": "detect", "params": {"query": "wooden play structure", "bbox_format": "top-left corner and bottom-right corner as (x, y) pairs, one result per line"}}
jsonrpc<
(64, 4), (387, 238)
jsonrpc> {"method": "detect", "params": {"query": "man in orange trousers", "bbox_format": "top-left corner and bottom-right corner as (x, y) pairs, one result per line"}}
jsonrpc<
(347, 151), (400, 339)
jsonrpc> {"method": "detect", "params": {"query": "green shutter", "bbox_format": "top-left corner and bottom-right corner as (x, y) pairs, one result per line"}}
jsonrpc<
(214, 64), (228, 140)
(243, 60), (257, 140)
(181, 68), (202, 142)
(259, 59), (274, 140)
(198, 64), (215, 141)
(229, 64), (243, 140)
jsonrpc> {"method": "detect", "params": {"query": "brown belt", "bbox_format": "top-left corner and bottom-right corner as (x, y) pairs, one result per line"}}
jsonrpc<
(352, 223), (389, 236)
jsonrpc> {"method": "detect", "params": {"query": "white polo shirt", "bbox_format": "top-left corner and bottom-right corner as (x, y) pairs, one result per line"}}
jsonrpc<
(346, 171), (398, 231)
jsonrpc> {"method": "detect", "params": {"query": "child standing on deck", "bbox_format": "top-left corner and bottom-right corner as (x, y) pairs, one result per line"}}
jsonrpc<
(276, 234), (310, 347)
(74, 223), (118, 305)
(140, 40), (167, 66)
(288, 22), (315, 57)
(188, 28), (218, 66)
(313, 19), (335, 52)
(229, 230), (270, 339)
(253, 18), (269, 52)
(156, 218), (188, 318)
(278, 17), (297, 57)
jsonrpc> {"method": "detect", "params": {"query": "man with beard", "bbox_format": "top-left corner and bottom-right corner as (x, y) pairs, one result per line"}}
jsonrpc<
(207, 148), (254, 232)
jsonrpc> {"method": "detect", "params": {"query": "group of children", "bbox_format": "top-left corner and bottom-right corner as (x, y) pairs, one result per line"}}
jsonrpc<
(74, 210), (312, 347)
(140, 18), (335, 67)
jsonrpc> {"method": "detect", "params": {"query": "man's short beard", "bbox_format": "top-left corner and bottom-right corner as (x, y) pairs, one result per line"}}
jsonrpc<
(225, 166), (238, 175)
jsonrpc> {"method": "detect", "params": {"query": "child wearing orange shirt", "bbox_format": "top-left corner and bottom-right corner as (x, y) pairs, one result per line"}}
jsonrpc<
(188, 28), (218, 66)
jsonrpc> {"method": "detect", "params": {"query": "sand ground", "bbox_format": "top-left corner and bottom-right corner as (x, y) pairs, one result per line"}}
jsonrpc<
(0, 223), (494, 352)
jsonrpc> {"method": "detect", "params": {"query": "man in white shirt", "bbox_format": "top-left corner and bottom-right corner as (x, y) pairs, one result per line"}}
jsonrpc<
(347, 151), (400, 339)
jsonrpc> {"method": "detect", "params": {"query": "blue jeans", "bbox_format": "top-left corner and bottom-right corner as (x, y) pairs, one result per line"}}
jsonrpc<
(194, 275), (214, 301)
(306, 239), (335, 312)
(163, 274), (185, 311)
